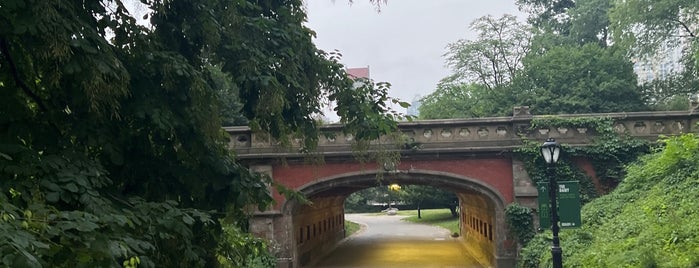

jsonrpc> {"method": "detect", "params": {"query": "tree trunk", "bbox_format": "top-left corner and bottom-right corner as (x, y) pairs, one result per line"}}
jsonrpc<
(417, 202), (422, 219)
(449, 205), (458, 218)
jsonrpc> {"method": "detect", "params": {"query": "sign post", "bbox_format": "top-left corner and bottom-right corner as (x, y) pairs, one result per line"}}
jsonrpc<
(537, 181), (581, 229)
(557, 181), (581, 228)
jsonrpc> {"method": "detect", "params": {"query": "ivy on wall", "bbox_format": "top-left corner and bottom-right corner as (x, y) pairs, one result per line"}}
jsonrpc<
(506, 116), (651, 250)
(518, 116), (651, 201)
(505, 203), (535, 245)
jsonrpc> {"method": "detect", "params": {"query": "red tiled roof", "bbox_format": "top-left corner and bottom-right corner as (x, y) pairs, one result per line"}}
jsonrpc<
(346, 67), (370, 79)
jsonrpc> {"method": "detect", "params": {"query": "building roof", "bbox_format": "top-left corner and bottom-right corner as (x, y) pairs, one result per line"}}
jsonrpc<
(346, 67), (370, 79)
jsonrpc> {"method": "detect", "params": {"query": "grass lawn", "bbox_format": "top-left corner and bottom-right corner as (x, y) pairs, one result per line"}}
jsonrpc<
(398, 209), (460, 235)
(344, 220), (362, 236)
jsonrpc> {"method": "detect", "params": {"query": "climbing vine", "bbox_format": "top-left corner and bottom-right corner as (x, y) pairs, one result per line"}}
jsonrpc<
(518, 116), (651, 199)
(505, 203), (535, 245)
(511, 116), (651, 249)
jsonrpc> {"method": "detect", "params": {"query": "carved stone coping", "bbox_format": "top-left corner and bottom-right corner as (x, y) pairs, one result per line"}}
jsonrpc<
(225, 110), (699, 160)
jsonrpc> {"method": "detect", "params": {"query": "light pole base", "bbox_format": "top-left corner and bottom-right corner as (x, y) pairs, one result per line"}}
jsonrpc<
(551, 246), (563, 268)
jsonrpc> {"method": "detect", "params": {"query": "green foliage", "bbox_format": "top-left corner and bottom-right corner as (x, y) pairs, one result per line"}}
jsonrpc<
(444, 15), (531, 90)
(513, 116), (649, 262)
(419, 81), (512, 119)
(518, 117), (649, 198)
(513, 44), (647, 114)
(517, 232), (551, 268)
(517, 0), (575, 32)
(418, 14), (531, 119)
(607, 0), (699, 111)
(344, 220), (362, 237)
(641, 65), (699, 111)
(217, 224), (276, 268)
(567, 0), (612, 47)
(401, 185), (459, 217)
(520, 0), (613, 48)
(0, 0), (402, 266)
(344, 187), (384, 213)
(505, 203), (535, 245)
(519, 0), (697, 112)
(609, 0), (698, 61)
(519, 134), (699, 267)
(423, 17), (646, 119)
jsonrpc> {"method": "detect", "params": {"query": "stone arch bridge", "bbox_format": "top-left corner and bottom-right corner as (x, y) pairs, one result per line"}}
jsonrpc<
(226, 108), (699, 267)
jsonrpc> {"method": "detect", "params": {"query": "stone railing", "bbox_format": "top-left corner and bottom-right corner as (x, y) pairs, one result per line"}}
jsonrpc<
(225, 107), (699, 159)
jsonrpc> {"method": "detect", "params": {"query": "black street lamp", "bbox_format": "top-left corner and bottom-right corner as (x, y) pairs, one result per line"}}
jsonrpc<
(541, 138), (563, 268)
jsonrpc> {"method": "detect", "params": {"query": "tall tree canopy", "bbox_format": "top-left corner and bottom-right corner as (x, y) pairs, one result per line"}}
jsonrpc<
(512, 44), (647, 114)
(419, 14), (530, 119)
(444, 15), (531, 90)
(421, 12), (645, 119)
(0, 0), (401, 266)
(419, 80), (513, 119)
(609, 0), (698, 60)
(517, 0), (576, 33)
(609, 0), (699, 110)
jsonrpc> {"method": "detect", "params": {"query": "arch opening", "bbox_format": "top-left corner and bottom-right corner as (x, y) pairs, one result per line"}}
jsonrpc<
(281, 169), (515, 267)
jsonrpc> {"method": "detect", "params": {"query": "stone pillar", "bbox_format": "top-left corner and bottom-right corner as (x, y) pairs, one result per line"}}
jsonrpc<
(512, 159), (538, 209)
(248, 165), (297, 268)
(496, 257), (517, 268)
(250, 165), (274, 208)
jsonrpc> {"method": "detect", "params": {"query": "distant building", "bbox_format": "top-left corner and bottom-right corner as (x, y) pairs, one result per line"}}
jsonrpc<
(319, 66), (371, 123)
(346, 66), (370, 80)
(633, 37), (688, 84)
(407, 95), (422, 117)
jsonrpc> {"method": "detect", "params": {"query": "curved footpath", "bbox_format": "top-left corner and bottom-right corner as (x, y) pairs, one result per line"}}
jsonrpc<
(311, 213), (486, 268)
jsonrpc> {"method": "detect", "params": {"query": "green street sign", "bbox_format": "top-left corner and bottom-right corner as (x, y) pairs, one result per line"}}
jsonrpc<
(537, 181), (582, 229)
(536, 182), (550, 229)
(558, 181), (582, 228)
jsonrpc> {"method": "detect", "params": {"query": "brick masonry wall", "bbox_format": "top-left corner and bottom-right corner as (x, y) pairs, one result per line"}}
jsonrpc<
(293, 196), (346, 267)
(459, 192), (497, 267)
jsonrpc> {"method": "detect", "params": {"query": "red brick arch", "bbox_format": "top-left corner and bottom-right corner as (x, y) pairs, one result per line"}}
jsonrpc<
(280, 166), (516, 267)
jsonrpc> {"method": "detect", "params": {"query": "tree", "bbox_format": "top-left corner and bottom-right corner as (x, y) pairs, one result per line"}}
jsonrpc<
(609, 0), (698, 61)
(567, 0), (612, 47)
(344, 187), (386, 213)
(419, 79), (513, 119)
(0, 0), (401, 266)
(402, 185), (458, 219)
(608, 0), (699, 111)
(419, 80), (483, 119)
(518, 0), (616, 48)
(444, 15), (531, 90)
(419, 14), (531, 119)
(512, 44), (648, 114)
(517, 0), (575, 34)
(640, 66), (699, 111)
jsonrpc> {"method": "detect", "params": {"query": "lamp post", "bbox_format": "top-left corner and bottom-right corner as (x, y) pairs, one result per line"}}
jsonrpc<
(541, 138), (563, 268)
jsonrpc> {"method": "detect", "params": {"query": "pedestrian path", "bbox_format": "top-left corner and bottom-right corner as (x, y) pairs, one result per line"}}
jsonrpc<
(311, 214), (486, 268)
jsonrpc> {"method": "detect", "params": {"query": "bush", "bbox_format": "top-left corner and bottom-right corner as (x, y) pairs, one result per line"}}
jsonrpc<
(505, 203), (535, 245)
(519, 134), (699, 267)
(217, 224), (276, 268)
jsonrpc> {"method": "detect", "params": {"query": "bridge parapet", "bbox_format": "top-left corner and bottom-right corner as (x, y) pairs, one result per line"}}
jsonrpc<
(225, 109), (699, 159)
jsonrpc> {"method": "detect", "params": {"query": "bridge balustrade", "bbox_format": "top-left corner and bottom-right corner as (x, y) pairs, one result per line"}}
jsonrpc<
(225, 110), (699, 158)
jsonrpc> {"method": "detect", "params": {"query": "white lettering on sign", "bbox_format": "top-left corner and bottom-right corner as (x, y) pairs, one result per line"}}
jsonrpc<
(561, 222), (575, 227)
(558, 185), (570, 193)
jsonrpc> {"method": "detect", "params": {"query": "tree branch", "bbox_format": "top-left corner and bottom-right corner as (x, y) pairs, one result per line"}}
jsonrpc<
(675, 19), (696, 39)
(0, 37), (48, 112)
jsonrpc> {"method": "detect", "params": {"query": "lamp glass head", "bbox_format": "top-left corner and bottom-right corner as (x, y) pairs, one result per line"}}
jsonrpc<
(541, 138), (561, 164)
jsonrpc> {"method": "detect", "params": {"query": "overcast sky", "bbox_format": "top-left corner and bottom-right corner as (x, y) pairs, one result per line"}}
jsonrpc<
(306, 0), (522, 107)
